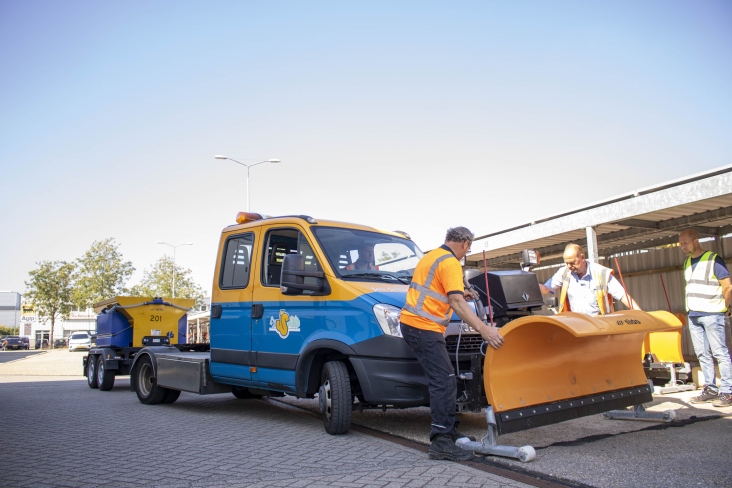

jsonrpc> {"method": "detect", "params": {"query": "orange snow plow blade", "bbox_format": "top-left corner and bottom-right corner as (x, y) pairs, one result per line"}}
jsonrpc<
(641, 313), (686, 363)
(484, 310), (682, 434)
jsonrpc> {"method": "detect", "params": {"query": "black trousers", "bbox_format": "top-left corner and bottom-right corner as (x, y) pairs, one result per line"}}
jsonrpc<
(401, 322), (457, 441)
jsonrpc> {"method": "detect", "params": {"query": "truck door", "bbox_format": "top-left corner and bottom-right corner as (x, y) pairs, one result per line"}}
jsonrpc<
(252, 225), (326, 391)
(210, 229), (259, 381)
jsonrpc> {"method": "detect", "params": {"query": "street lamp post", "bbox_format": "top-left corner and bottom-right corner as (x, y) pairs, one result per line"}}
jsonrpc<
(157, 242), (193, 298)
(214, 156), (281, 212)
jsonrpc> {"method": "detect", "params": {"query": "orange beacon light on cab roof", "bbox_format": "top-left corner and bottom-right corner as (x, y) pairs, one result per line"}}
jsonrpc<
(236, 212), (265, 224)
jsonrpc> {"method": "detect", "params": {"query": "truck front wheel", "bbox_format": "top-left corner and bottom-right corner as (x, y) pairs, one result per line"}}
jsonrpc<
(87, 356), (98, 389)
(97, 356), (115, 391)
(134, 355), (168, 404)
(319, 361), (352, 435)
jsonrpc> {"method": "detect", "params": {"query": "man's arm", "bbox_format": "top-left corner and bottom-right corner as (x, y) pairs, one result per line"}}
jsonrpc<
(540, 267), (564, 295)
(607, 274), (642, 311)
(448, 293), (503, 349)
(719, 277), (732, 316)
(620, 295), (642, 311)
(539, 283), (553, 295)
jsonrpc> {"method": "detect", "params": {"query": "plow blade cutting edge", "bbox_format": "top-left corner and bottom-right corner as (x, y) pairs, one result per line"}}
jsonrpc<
(483, 310), (682, 435)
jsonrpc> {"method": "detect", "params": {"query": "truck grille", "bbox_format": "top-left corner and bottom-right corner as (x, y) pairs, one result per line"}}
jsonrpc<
(445, 335), (483, 353)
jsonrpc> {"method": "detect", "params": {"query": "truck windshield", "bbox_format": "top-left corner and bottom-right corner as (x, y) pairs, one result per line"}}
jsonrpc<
(313, 227), (423, 281)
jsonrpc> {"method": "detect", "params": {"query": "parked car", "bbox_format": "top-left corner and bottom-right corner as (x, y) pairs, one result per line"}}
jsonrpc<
(54, 338), (68, 348)
(2, 336), (29, 350)
(68, 332), (92, 351)
(35, 339), (49, 349)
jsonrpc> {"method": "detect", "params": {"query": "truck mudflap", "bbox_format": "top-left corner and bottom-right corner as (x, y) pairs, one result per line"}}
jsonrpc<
(484, 310), (682, 435)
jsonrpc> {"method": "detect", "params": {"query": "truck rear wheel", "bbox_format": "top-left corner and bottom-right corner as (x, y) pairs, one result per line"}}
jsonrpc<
(319, 361), (352, 435)
(97, 356), (115, 391)
(87, 356), (98, 389)
(134, 355), (168, 404)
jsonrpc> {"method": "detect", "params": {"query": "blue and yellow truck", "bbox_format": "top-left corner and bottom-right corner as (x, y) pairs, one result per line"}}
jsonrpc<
(83, 212), (681, 442)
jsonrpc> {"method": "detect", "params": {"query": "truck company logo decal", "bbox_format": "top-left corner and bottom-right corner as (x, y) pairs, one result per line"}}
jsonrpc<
(269, 310), (301, 339)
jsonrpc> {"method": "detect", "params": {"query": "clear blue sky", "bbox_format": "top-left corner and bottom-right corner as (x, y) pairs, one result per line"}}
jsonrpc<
(1, 0), (730, 297)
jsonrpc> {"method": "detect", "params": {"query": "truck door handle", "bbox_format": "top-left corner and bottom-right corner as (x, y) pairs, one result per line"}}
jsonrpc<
(252, 304), (264, 319)
(211, 304), (222, 319)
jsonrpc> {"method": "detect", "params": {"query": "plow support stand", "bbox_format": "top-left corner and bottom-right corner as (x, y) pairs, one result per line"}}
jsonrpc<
(456, 408), (536, 463)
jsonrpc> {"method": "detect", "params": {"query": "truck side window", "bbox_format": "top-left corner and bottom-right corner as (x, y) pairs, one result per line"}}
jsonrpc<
(220, 233), (255, 289)
(262, 229), (322, 294)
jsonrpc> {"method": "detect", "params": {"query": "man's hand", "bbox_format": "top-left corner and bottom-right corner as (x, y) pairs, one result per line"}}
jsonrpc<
(449, 292), (504, 349)
(464, 290), (474, 302)
(480, 325), (503, 349)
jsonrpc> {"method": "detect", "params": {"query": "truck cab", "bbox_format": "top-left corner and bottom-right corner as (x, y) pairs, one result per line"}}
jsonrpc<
(208, 213), (429, 433)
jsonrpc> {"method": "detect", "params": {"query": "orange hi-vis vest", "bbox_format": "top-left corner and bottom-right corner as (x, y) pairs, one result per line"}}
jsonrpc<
(346, 262), (379, 270)
(400, 246), (464, 333)
(558, 262), (615, 315)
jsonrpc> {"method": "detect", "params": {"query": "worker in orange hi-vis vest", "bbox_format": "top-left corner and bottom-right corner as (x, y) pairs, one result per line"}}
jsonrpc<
(400, 226), (503, 463)
(346, 244), (380, 271)
(539, 243), (641, 316)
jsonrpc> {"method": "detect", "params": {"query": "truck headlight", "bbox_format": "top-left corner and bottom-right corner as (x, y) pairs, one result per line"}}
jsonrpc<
(373, 304), (403, 337)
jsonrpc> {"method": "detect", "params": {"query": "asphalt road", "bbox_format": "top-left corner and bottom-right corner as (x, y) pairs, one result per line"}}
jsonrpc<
(0, 350), (44, 363)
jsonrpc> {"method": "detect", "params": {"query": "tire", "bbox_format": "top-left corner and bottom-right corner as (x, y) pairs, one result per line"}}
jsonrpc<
(232, 386), (264, 399)
(162, 389), (181, 404)
(97, 356), (115, 391)
(319, 361), (352, 435)
(87, 355), (98, 389)
(134, 355), (168, 404)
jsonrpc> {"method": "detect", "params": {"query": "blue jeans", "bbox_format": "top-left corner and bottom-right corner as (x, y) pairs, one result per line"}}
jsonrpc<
(689, 315), (732, 394)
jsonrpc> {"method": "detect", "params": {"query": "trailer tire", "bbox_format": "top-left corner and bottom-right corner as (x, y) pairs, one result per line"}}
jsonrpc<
(87, 355), (98, 389)
(162, 389), (181, 404)
(319, 361), (352, 435)
(97, 356), (115, 391)
(134, 355), (168, 404)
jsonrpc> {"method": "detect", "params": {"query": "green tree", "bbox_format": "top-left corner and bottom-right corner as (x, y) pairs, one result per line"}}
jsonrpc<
(25, 261), (75, 349)
(130, 256), (206, 308)
(73, 238), (135, 309)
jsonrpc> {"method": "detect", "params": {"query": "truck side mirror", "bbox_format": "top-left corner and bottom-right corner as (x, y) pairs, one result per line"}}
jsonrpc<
(281, 254), (325, 295)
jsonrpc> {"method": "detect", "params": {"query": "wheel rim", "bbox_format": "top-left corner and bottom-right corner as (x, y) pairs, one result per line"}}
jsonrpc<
(88, 358), (95, 382)
(97, 360), (104, 385)
(139, 363), (153, 396)
(322, 378), (332, 421)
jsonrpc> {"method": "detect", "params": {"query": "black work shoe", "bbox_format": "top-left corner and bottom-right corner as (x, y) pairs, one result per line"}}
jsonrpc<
(712, 393), (732, 407)
(451, 430), (477, 442)
(428, 435), (475, 462)
(690, 385), (719, 404)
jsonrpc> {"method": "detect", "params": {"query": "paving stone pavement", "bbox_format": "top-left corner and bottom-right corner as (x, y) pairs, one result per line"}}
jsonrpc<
(0, 377), (533, 488)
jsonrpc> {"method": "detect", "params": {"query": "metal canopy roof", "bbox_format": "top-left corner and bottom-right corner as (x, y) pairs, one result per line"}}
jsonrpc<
(468, 164), (732, 269)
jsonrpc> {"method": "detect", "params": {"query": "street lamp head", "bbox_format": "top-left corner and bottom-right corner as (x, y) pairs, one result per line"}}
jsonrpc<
(156, 241), (164, 244)
(214, 155), (227, 160)
(269, 159), (281, 163)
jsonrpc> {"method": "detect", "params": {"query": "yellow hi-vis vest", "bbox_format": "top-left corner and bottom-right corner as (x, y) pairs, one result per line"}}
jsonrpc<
(685, 251), (726, 313)
(558, 262), (615, 315)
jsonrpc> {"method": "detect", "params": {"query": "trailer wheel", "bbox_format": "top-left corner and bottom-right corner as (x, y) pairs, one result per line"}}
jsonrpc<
(87, 355), (98, 389)
(97, 356), (115, 391)
(134, 355), (167, 404)
(232, 386), (262, 399)
(162, 389), (181, 404)
(319, 361), (352, 435)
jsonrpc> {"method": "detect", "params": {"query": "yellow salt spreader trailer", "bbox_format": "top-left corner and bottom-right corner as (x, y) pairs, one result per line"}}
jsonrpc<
(83, 297), (196, 392)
